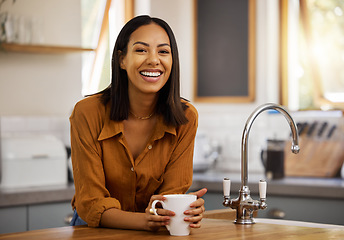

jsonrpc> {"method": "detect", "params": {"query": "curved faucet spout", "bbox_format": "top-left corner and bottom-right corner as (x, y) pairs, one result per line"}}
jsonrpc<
(241, 103), (299, 187)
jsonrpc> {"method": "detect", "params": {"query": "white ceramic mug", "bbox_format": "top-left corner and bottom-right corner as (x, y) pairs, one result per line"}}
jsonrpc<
(151, 194), (197, 236)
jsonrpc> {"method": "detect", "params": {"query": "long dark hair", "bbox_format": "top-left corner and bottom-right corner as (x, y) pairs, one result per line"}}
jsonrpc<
(99, 15), (188, 126)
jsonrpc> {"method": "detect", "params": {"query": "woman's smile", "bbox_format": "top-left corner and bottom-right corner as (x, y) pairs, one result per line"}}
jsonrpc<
(139, 69), (163, 83)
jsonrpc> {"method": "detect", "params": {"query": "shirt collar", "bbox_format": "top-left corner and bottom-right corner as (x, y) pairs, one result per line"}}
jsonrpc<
(151, 115), (176, 141)
(98, 104), (123, 141)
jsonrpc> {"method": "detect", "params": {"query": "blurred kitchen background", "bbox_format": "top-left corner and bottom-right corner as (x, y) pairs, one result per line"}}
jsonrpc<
(0, 0), (343, 234)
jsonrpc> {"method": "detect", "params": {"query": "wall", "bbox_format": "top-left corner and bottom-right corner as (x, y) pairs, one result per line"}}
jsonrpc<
(0, 0), (83, 117)
(0, 0), (281, 172)
(145, 0), (280, 173)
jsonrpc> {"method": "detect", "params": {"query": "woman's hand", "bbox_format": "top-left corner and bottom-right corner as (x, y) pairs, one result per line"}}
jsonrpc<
(184, 188), (207, 228)
(144, 195), (174, 231)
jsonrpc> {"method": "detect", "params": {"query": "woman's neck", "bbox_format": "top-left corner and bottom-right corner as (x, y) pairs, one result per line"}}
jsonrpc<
(128, 91), (158, 118)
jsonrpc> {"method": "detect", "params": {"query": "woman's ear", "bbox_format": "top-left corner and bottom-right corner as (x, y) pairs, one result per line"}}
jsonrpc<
(118, 50), (126, 70)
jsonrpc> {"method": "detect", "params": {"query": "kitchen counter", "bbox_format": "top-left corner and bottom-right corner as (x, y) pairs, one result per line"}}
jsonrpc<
(190, 170), (344, 199)
(1, 171), (343, 208)
(1, 172), (343, 232)
(0, 184), (75, 208)
(0, 218), (343, 240)
(0, 184), (75, 234)
(190, 170), (344, 225)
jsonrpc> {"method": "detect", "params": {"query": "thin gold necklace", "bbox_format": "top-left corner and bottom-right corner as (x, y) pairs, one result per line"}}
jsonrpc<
(129, 111), (154, 120)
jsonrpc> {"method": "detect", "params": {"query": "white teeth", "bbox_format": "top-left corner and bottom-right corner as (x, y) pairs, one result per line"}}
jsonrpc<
(140, 71), (161, 77)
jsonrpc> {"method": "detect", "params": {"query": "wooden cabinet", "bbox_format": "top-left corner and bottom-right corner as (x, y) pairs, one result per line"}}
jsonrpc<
(0, 201), (73, 234)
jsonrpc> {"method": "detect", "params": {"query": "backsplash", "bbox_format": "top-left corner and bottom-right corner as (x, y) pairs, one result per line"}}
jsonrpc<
(0, 116), (70, 147)
(196, 110), (344, 175)
(196, 112), (269, 174)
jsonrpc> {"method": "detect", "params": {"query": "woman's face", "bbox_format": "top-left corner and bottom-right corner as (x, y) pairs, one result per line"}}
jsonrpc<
(120, 23), (172, 96)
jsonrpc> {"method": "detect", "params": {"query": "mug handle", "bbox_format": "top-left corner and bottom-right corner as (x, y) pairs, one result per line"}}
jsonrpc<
(151, 200), (170, 231)
(151, 200), (163, 215)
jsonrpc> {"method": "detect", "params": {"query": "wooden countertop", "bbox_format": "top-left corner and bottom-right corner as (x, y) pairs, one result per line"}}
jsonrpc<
(0, 218), (343, 240)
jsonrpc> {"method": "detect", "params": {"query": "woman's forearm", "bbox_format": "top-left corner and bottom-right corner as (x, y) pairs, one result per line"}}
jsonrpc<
(100, 208), (148, 230)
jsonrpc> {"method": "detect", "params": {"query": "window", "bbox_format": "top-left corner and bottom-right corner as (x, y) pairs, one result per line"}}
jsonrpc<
(81, 0), (133, 96)
(280, 0), (344, 110)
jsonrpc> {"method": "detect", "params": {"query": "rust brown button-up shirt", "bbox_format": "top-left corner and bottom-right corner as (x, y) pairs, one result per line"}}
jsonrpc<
(70, 94), (198, 227)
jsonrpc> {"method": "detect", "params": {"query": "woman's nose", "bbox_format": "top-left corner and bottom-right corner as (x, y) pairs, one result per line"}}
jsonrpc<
(147, 52), (160, 66)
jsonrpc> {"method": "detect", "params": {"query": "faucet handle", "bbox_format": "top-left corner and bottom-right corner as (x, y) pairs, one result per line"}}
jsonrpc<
(223, 178), (231, 197)
(259, 180), (267, 199)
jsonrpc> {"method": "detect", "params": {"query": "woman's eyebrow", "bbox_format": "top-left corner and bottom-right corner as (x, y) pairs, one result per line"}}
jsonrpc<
(158, 43), (171, 48)
(133, 41), (170, 47)
(133, 41), (149, 47)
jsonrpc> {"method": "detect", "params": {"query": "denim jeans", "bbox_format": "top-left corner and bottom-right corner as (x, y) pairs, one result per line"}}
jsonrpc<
(70, 210), (87, 226)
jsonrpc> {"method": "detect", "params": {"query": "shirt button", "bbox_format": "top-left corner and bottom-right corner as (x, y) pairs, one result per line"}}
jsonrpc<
(147, 145), (152, 150)
(130, 167), (134, 172)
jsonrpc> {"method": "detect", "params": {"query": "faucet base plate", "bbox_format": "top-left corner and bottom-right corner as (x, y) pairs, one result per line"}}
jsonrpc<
(234, 218), (255, 224)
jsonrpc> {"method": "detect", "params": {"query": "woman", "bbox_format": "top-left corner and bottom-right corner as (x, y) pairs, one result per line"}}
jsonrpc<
(70, 15), (207, 231)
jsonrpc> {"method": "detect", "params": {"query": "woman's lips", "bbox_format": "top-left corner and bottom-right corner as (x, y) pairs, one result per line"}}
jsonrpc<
(140, 70), (163, 83)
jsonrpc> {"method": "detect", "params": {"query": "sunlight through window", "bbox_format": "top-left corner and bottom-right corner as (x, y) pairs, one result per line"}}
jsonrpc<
(287, 0), (344, 110)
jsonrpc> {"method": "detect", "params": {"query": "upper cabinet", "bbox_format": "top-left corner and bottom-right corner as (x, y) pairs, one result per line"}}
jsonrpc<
(0, 0), (91, 54)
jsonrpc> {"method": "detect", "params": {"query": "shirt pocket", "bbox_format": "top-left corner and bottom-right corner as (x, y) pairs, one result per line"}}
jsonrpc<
(136, 176), (163, 212)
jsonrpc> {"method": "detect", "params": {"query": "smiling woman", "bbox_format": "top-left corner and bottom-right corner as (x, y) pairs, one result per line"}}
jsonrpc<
(69, 15), (207, 232)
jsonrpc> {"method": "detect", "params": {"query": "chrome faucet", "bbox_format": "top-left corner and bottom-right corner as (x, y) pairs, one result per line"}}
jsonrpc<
(223, 103), (300, 224)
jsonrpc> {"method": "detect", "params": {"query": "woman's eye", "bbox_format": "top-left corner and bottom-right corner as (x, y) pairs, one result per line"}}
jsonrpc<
(159, 50), (170, 54)
(135, 49), (146, 53)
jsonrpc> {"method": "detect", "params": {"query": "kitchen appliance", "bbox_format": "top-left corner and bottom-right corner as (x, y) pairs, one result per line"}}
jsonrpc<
(261, 139), (285, 179)
(193, 132), (219, 172)
(0, 134), (67, 188)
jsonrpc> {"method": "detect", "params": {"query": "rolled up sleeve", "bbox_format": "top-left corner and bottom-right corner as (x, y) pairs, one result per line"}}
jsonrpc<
(70, 100), (121, 227)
